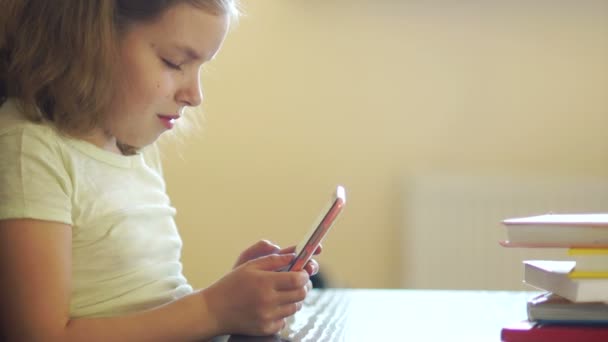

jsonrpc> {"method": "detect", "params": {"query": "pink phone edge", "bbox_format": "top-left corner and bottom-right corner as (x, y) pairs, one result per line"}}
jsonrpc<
(287, 191), (345, 271)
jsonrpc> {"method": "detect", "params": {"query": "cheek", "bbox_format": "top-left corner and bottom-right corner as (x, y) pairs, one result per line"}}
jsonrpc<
(154, 72), (176, 100)
(116, 69), (149, 107)
(126, 75), (172, 109)
(117, 62), (176, 108)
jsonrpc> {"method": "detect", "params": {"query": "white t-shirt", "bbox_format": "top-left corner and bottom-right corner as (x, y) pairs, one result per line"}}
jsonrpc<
(0, 99), (193, 317)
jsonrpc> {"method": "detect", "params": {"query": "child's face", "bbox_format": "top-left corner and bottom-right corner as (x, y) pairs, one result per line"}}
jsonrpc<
(95, 3), (229, 152)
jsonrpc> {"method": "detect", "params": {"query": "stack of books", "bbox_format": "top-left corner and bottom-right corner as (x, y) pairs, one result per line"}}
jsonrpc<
(499, 213), (608, 342)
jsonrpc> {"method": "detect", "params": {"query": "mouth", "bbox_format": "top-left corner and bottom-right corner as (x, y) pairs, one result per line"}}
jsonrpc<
(157, 114), (180, 129)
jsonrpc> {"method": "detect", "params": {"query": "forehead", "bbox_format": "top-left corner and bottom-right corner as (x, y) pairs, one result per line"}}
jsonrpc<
(125, 3), (230, 61)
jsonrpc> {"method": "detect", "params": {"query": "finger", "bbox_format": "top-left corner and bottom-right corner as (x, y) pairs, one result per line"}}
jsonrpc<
(274, 270), (309, 291)
(314, 244), (323, 255)
(306, 279), (313, 292)
(260, 318), (286, 336)
(242, 240), (281, 261)
(304, 259), (319, 276)
(273, 303), (300, 320)
(250, 253), (295, 271)
(276, 285), (308, 305)
(278, 245), (296, 254)
(278, 244), (322, 255)
(234, 240), (282, 269)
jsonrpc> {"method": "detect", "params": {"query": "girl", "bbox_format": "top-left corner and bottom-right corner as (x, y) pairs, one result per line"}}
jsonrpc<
(0, 1), (319, 341)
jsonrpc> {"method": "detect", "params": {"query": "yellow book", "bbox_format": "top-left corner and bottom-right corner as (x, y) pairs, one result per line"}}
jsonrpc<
(567, 248), (608, 273)
(568, 248), (608, 256)
(569, 270), (608, 279)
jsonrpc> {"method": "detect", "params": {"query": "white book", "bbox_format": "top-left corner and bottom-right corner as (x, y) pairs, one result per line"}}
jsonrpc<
(501, 214), (608, 248)
(524, 260), (608, 303)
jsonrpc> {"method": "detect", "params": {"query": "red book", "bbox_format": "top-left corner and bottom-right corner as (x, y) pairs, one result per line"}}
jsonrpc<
(501, 320), (608, 342)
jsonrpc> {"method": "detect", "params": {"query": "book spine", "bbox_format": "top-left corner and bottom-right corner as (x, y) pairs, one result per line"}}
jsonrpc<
(569, 248), (608, 256)
(568, 271), (608, 279)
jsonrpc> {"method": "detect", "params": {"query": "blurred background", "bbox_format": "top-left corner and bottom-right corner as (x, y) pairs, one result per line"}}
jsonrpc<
(160, 0), (608, 290)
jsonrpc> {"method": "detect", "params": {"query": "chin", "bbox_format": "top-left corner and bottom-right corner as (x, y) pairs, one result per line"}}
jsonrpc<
(118, 135), (159, 152)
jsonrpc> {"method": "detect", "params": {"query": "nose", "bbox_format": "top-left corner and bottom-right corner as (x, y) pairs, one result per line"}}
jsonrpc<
(176, 67), (203, 107)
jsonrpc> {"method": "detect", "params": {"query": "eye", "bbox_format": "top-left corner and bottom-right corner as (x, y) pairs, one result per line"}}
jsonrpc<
(161, 58), (181, 71)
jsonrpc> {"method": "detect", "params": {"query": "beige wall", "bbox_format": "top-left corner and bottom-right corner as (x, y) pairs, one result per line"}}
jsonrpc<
(161, 0), (608, 289)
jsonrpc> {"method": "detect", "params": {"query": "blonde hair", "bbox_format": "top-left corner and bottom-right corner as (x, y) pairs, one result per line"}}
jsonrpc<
(0, 0), (239, 153)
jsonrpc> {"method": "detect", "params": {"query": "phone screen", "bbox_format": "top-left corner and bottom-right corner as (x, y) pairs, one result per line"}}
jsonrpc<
(286, 185), (346, 271)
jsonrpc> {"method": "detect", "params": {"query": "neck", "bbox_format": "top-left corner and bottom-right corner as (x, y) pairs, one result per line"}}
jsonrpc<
(80, 129), (123, 155)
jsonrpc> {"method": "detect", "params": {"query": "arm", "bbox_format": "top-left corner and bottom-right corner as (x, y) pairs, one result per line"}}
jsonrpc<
(0, 219), (310, 341)
(0, 218), (216, 342)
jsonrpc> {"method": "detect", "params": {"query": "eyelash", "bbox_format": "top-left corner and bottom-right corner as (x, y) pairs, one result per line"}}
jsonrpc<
(161, 58), (181, 71)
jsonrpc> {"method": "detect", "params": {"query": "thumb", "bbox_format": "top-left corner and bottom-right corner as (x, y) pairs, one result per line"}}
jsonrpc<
(249, 253), (295, 271)
(242, 240), (281, 261)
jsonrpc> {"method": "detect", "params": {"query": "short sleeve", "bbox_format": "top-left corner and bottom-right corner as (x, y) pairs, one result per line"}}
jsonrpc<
(0, 125), (73, 224)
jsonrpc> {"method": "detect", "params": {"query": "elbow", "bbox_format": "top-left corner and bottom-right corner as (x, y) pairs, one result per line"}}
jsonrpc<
(1, 320), (72, 342)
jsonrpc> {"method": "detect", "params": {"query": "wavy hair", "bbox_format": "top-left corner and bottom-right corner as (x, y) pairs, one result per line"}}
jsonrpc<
(0, 0), (239, 152)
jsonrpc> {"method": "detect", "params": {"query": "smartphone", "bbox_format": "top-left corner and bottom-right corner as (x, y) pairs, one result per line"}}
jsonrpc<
(286, 185), (346, 272)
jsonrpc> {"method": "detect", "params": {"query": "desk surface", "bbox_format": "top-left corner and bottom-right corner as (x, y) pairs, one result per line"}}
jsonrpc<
(214, 289), (536, 342)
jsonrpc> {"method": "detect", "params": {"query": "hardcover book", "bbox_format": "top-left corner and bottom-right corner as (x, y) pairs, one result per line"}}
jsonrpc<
(524, 260), (608, 303)
(527, 292), (608, 324)
(501, 320), (608, 342)
(501, 214), (608, 248)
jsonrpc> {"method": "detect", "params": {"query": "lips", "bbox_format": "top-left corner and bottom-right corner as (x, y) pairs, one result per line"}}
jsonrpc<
(158, 114), (180, 129)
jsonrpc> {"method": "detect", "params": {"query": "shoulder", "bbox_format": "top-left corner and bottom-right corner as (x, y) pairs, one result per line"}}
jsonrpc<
(0, 99), (66, 153)
(0, 100), (73, 223)
(0, 98), (72, 187)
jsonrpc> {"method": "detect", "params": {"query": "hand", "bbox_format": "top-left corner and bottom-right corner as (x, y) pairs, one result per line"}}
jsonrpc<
(233, 240), (323, 277)
(201, 254), (311, 336)
(232, 240), (281, 269)
(276, 245), (322, 277)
